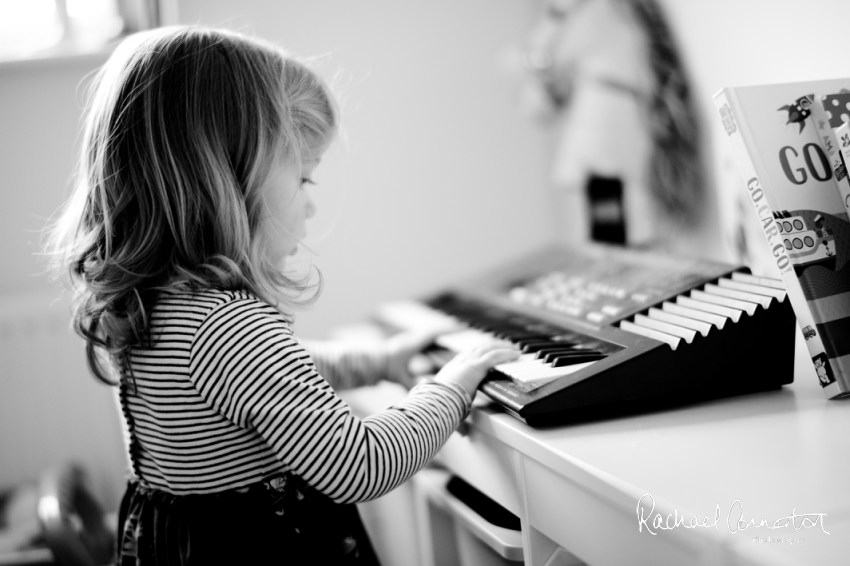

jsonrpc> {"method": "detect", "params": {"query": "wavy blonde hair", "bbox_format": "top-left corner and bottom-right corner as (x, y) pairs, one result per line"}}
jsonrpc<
(46, 27), (338, 384)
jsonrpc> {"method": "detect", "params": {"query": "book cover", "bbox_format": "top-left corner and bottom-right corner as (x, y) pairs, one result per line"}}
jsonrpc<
(809, 92), (850, 217)
(836, 120), (850, 201)
(714, 79), (850, 398)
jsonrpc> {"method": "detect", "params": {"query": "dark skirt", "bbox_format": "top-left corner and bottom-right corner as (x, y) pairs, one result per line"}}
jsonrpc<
(116, 473), (381, 565)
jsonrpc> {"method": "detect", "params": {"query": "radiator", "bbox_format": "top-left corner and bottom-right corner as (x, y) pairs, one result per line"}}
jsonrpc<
(0, 290), (126, 511)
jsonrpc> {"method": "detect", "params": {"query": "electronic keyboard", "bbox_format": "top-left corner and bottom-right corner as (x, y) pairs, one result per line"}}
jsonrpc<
(378, 244), (797, 426)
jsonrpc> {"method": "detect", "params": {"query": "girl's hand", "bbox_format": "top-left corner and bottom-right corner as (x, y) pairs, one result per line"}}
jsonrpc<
(385, 327), (459, 389)
(434, 341), (521, 400)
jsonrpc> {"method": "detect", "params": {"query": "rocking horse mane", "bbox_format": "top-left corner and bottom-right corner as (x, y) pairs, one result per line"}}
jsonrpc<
(619, 0), (705, 227)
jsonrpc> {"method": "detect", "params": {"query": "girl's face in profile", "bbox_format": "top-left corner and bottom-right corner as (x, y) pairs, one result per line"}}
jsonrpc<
(260, 153), (321, 264)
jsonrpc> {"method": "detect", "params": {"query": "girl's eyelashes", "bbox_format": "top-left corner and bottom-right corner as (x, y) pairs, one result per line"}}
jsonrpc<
(300, 178), (316, 186)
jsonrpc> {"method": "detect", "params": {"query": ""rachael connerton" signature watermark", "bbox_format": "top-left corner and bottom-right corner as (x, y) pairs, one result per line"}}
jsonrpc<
(636, 494), (829, 536)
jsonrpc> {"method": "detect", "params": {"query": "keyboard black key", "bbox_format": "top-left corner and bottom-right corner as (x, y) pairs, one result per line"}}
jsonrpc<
(543, 350), (603, 364)
(550, 352), (606, 367)
(522, 340), (579, 353)
(531, 344), (583, 356)
(537, 348), (584, 361)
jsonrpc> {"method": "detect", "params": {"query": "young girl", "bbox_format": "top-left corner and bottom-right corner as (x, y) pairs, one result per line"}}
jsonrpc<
(47, 26), (519, 565)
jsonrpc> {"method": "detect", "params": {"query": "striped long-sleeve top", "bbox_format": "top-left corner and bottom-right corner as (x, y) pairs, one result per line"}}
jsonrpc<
(118, 286), (470, 504)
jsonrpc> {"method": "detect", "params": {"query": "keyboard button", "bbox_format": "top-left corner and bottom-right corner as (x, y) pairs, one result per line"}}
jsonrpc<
(717, 278), (786, 301)
(634, 314), (697, 343)
(691, 290), (756, 316)
(619, 320), (681, 350)
(704, 283), (771, 309)
(661, 302), (727, 329)
(647, 308), (712, 337)
(729, 272), (785, 290)
(677, 295), (742, 322)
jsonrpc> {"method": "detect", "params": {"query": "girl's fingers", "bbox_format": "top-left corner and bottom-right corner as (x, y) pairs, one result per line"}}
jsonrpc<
(442, 340), (519, 372)
(478, 348), (522, 368)
(450, 341), (520, 369)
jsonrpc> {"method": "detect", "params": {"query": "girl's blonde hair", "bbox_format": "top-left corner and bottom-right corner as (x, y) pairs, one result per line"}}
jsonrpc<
(46, 26), (338, 385)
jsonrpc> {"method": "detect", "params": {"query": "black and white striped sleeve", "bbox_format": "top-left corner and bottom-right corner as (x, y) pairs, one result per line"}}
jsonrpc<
(188, 298), (469, 504)
(299, 339), (390, 390)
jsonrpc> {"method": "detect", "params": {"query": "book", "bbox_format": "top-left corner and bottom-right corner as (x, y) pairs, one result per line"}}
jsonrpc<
(837, 120), (850, 197)
(714, 79), (850, 398)
(809, 92), (850, 217)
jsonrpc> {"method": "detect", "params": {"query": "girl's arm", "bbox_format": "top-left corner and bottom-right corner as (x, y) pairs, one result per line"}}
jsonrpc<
(189, 298), (480, 505)
(298, 339), (390, 390)
(300, 328), (446, 391)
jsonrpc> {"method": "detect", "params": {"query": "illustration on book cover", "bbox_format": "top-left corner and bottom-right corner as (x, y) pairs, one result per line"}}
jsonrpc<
(813, 353), (835, 387)
(778, 96), (813, 132)
(777, 93), (850, 388)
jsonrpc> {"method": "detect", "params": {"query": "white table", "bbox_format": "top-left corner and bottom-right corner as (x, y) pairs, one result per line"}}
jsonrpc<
(431, 333), (850, 566)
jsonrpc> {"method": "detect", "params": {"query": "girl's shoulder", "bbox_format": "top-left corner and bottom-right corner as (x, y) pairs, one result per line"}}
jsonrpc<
(158, 284), (257, 307)
(153, 285), (291, 332)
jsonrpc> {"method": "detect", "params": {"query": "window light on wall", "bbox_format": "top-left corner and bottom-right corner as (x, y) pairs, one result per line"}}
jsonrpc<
(0, 0), (176, 62)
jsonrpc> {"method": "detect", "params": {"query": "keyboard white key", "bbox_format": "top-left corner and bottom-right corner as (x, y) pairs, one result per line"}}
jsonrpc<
(495, 360), (597, 385)
(619, 320), (680, 350)
(648, 308), (712, 337)
(380, 299), (605, 388)
(704, 283), (771, 309)
(634, 314), (697, 343)
(677, 295), (742, 322)
(495, 358), (552, 372)
(691, 290), (756, 316)
(716, 278), (786, 302)
(661, 302), (727, 329)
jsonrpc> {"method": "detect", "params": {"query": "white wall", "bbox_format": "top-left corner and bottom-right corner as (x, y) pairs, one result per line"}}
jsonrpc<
(177, 0), (559, 338)
(0, 54), (124, 509)
(0, 55), (101, 296)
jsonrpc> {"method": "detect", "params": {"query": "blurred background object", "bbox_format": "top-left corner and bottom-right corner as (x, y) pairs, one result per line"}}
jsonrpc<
(0, 464), (115, 566)
(518, 0), (718, 257)
(0, 0), (177, 62)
